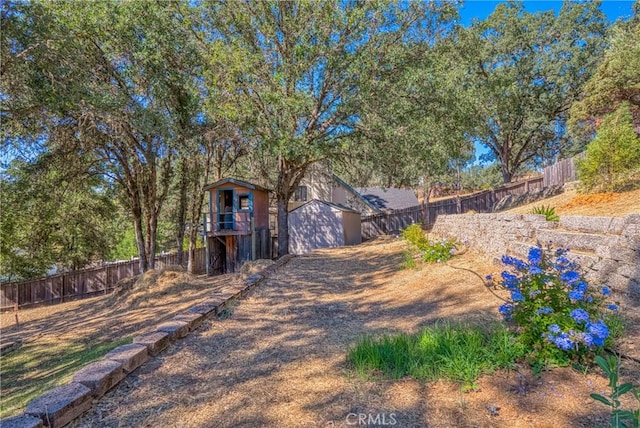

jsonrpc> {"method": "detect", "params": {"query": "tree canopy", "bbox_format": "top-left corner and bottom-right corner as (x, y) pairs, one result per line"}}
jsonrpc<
(0, 0), (632, 279)
(456, 1), (607, 182)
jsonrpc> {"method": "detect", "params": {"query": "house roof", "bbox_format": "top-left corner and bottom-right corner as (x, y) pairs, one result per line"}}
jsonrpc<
(290, 199), (360, 214)
(332, 175), (381, 213)
(353, 187), (420, 212)
(203, 177), (270, 192)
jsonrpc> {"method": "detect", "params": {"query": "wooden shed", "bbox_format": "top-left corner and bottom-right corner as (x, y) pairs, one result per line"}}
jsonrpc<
(288, 200), (361, 255)
(203, 178), (271, 274)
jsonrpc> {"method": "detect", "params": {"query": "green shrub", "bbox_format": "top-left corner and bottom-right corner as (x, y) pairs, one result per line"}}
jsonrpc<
(490, 246), (622, 370)
(577, 102), (640, 193)
(530, 205), (559, 222)
(401, 224), (457, 264)
(347, 322), (526, 388)
(401, 223), (429, 248)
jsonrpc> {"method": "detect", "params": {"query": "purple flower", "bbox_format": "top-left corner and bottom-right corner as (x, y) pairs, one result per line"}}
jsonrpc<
(528, 247), (543, 265)
(570, 308), (590, 324)
(553, 334), (574, 351)
(537, 307), (553, 315)
(501, 271), (520, 290)
(499, 303), (514, 320)
(548, 324), (561, 334)
(568, 289), (584, 301)
(560, 271), (580, 284)
(607, 304), (618, 313)
(529, 266), (543, 275)
(511, 290), (525, 302)
(586, 320), (609, 347)
(581, 333), (595, 347)
(485, 274), (493, 281)
(601, 286), (611, 296)
(574, 281), (588, 293)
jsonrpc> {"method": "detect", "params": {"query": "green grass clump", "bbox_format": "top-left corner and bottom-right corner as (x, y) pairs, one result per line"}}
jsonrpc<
(530, 205), (559, 222)
(0, 337), (132, 418)
(347, 322), (526, 388)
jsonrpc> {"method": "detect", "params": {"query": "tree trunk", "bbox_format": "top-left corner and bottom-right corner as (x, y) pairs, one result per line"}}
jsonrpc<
(133, 212), (147, 273)
(422, 176), (431, 229)
(500, 165), (513, 184)
(175, 160), (188, 265)
(277, 193), (289, 258)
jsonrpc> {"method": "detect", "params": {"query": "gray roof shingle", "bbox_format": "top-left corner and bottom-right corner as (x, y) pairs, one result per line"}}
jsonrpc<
(354, 187), (420, 212)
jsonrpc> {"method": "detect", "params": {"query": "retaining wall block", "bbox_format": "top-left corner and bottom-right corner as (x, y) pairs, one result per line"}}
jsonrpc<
(0, 414), (44, 428)
(72, 359), (124, 398)
(617, 263), (640, 280)
(187, 302), (219, 316)
(560, 216), (625, 235)
(103, 343), (148, 374)
(133, 331), (170, 356)
(25, 383), (92, 428)
(155, 320), (189, 340)
(172, 312), (205, 331)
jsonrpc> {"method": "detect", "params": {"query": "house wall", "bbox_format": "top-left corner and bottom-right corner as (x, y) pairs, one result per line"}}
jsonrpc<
(289, 162), (334, 211)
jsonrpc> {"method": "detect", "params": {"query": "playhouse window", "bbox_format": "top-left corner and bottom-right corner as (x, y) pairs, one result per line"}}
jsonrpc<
(239, 195), (250, 210)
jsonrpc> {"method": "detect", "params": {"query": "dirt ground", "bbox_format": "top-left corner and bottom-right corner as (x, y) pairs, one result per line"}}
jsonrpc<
(505, 188), (640, 217)
(24, 237), (630, 428)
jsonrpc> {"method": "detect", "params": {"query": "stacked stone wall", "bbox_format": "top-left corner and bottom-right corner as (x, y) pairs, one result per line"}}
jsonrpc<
(431, 213), (640, 299)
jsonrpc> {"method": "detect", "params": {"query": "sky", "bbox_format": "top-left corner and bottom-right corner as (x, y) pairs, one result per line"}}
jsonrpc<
(457, 0), (636, 163)
(459, 0), (635, 26)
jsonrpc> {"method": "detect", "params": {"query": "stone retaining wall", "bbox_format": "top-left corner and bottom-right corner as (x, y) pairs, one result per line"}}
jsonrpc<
(431, 213), (640, 300)
(1, 255), (295, 428)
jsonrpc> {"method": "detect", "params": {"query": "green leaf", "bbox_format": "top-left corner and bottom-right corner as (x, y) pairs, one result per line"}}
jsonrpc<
(591, 393), (612, 407)
(613, 383), (635, 398)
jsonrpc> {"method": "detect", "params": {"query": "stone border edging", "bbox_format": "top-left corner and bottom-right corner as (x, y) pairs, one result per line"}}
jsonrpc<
(1, 255), (295, 428)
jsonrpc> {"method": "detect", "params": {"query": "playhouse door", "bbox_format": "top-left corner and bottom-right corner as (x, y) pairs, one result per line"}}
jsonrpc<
(218, 189), (234, 230)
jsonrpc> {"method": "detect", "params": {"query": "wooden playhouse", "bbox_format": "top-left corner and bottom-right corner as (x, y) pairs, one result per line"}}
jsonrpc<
(203, 178), (272, 274)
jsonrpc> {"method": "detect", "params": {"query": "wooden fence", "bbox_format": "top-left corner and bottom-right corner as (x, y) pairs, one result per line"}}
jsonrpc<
(543, 153), (585, 187)
(1, 248), (207, 311)
(361, 205), (423, 240)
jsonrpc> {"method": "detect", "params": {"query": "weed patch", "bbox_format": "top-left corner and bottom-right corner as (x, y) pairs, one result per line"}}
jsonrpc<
(347, 322), (525, 388)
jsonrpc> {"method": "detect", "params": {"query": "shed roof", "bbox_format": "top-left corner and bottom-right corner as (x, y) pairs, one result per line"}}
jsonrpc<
(354, 187), (420, 212)
(203, 177), (270, 192)
(290, 199), (360, 214)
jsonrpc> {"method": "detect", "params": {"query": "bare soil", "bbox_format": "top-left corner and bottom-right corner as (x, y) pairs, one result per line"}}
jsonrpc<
(505, 188), (640, 217)
(26, 237), (632, 428)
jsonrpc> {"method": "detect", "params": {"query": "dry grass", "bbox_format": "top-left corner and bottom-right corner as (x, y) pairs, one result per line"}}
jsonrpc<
(0, 268), (247, 418)
(46, 237), (636, 428)
(505, 187), (640, 217)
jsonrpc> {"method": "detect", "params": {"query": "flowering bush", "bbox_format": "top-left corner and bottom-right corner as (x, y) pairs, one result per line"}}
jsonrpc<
(401, 224), (458, 264)
(489, 246), (621, 367)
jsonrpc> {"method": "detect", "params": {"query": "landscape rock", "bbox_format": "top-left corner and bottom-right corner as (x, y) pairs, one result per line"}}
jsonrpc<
(0, 414), (44, 428)
(25, 383), (92, 428)
(104, 343), (148, 373)
(133, 331), (170, 355)
(72, 359), (125, 398)
(172, 312), (204, 331)
(155, 320), (189, 340)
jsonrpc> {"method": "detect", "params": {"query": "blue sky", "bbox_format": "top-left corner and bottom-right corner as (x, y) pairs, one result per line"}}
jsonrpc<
(459, 1), (635, 26)
(460, 1), (636, 163)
